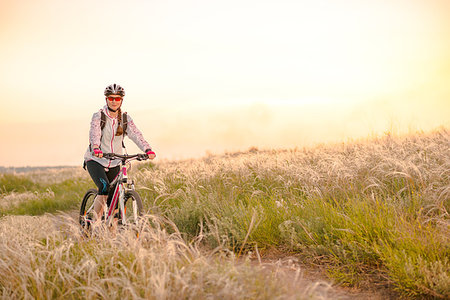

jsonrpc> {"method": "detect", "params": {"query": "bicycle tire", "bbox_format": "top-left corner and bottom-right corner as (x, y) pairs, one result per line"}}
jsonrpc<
(79, 188), (97, 228)
(121, 190), (144, 225)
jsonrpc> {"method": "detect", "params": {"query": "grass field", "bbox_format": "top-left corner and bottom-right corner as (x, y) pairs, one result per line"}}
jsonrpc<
(1, 128), (449, 299)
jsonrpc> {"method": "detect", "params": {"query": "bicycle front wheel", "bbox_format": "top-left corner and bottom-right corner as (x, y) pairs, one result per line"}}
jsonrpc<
(79, 188), (97, 228)
(121, 190), (144, 225)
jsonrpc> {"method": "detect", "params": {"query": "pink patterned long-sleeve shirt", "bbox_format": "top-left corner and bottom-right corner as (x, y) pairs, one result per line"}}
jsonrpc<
(84, 106), (152, 168)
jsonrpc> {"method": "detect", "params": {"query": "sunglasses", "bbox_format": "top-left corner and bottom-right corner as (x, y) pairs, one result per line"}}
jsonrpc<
(106, 96), (123, 102)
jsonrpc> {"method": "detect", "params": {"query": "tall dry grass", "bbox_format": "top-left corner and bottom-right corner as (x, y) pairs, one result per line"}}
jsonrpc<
(134, 128), (449, 298)
(1, 128), (448, 298)
(0, 213), (329, 299)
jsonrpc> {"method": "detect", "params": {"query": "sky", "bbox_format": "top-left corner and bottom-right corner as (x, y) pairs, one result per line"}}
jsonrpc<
(0, 0), (449, 167)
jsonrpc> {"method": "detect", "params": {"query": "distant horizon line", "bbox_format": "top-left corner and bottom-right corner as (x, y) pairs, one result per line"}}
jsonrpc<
(0, 165), (78, 173)
(2, 125), (448, 169)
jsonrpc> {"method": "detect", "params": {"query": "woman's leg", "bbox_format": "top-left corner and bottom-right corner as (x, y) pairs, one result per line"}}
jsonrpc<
(93, 195), (107, 219)
(105, 165), (121, 207)
(86, 161), (111, 220)
(105, 166), (121, 229)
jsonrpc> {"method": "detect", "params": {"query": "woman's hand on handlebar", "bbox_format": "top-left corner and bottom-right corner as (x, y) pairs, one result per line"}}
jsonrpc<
(93, 147), (103, 158)
(146, 149), (156, 160)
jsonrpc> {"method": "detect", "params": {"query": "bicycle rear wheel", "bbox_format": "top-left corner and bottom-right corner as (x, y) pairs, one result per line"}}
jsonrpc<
(79, 188), (97, 229)
(121, 190), (144, 225)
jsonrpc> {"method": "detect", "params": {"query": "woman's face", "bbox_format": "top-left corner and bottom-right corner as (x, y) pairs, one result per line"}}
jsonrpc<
(106, 95), (123, 111)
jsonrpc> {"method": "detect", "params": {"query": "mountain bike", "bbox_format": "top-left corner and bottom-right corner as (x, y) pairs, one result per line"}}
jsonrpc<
(79, 153), (148, 232)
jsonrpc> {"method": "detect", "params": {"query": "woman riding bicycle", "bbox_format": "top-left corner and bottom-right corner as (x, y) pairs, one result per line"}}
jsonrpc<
(83, 83), (156, 221)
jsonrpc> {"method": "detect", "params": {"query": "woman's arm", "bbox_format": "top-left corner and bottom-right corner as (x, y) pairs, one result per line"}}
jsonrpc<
(125, 114), (152, 152)
(89, 112), (102, 149)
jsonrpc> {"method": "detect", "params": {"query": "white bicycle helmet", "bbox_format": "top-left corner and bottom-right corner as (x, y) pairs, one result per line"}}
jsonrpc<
(104, 83), (125, 97)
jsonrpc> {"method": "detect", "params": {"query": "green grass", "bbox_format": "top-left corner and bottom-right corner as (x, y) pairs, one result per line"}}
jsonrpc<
(143, 180), (448, 298)
(0, 173), (40, 193)
(0, 173), (91, 216)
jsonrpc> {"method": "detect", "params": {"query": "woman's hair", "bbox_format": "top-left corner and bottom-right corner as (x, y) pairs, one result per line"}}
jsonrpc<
(116, 107), (124, 136)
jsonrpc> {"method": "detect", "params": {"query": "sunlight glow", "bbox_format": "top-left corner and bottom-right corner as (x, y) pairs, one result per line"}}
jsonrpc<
(0, 0), (449, 166)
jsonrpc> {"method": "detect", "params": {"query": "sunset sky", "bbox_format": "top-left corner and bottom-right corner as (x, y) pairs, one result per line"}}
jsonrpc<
(1, 0), (449, 167)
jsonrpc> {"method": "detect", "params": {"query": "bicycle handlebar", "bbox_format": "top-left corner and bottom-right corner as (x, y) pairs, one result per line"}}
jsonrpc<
(102, 153), (149, 161)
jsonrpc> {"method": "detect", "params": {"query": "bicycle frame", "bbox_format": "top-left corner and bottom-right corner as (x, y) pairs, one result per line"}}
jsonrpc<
(84, 153), (147, 227)
(104, 163), (129, 226)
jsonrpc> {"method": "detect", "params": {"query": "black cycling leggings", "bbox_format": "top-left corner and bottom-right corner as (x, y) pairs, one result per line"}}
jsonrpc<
(85, 160), (120, 196)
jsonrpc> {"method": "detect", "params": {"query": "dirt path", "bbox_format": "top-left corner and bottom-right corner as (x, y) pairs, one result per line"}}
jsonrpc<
(251, 255), (395, 299)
